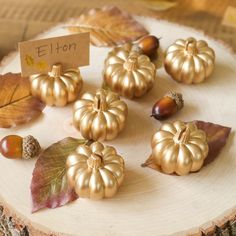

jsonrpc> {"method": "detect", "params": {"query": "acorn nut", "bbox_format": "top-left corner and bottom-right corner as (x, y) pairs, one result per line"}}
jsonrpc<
(151, 92), (184, 120)
(136, 35), (160, 56)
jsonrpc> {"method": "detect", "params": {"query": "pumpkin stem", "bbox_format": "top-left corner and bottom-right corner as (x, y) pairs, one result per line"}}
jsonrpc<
(185, 38), (197, 55)
(174, 126), (190, 144)
(94, 89), (107, 111)
(87, 152), (103, 169)
(123, 54), (139, 71)
(49, 64), (63, 77)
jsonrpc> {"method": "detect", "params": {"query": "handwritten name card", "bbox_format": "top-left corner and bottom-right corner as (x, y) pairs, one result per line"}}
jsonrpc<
(19, 32), (90, 76)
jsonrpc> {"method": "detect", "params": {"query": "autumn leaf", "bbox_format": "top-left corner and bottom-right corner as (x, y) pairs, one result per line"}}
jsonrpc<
(0, 73), (45, 128)
(194, 121), (231, 166)
(142, 121), (231, 174)
(31, 137), (92, 213)
(25, 54), (34, 66)
(65, 5), (148, 47)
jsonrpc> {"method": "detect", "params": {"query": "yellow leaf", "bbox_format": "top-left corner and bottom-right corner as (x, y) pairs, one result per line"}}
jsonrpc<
(36, 60), (48, 71)
(25, 54), (34, 66)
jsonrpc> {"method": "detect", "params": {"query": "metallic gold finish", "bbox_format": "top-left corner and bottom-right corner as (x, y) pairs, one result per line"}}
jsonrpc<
(73, 89), (128, 141)
(66, 141), (125, 200)
(103, 46), (156, 99)
(151, 121), (209, 175)
(164, 37), (215, 84)
(29, 64), (83, 106)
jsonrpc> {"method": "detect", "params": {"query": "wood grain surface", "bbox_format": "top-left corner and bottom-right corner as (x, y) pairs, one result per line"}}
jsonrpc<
(1, 1), (236, 235)
(0, 17), (236, 236)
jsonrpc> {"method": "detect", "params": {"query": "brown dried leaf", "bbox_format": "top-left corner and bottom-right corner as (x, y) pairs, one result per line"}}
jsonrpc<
(142, 121), (231, 173)
(141, 155), (159, 170)
(0, 73), (45, 128)
(65, 5), (148, 47)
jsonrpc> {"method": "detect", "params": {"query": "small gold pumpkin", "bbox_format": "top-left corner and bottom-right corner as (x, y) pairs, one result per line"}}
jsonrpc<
(73, 89), (128, 141)
(30, 64), (83, 106)
(66, 141), (125, 200)
(164, 37), (215, 84)
(103, 47), (156, 99)
(151, 121), (209, 175)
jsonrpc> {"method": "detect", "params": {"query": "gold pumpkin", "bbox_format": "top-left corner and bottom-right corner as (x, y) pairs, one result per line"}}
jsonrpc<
(66, 141), (125, 200)
(73, 89), (128, 141)
(164, 37), (215, 84)
(30, 64), (83, 106)
(151, 121), (209, 175)
(103, 47), (156, 99)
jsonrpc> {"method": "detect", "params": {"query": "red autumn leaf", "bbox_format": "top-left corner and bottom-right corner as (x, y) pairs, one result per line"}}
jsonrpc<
(0, 72), (45, 128)
(194, 120), (231, 166)
(65, 5), (148, 47)
(31, 137), (90, 213)
(142, 120), (231, 173)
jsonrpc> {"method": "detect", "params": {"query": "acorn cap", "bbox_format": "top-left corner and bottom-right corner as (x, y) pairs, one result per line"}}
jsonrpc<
(131, 44), (143, 54)
(165, 91), (184, 110)
(22, 135), (41, 160)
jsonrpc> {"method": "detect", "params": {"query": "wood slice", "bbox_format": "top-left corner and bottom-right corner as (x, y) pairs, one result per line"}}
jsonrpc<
(0, 17), (236, 236)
